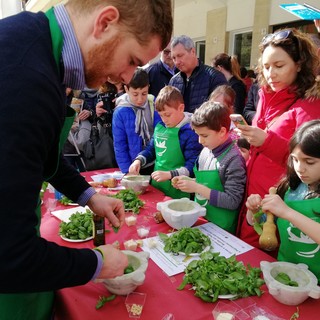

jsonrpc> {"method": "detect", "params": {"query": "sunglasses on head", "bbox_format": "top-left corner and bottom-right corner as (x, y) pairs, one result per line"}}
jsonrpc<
(261, 29), (295, 47)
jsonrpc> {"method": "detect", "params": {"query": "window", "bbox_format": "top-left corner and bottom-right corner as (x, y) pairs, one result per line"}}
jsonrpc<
(195, 40), (206, 64)
(229, 30), (252, 69)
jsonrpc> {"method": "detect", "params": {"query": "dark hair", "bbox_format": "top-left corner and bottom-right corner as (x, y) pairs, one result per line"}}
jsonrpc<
(191, 101), (231, 132)
(257, 28), (320, 98)
(212, 53), (242, 81)
(155, 86), (184, 111)
(277, 120), (320, 199)
(237, 137), (250, 150)
(127, 68), (149, 89)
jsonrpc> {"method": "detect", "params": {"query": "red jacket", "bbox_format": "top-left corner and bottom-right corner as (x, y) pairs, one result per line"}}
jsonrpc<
(237, 84), (320, 250)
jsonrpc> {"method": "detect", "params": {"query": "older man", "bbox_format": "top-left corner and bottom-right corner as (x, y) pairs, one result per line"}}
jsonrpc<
(0, 0), (172, 319)
(146, 42), (177, 97)
(169, 35), (227, 113)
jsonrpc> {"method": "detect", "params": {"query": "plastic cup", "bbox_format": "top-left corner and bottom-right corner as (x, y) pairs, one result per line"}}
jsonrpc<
(125, 292), (146, 318)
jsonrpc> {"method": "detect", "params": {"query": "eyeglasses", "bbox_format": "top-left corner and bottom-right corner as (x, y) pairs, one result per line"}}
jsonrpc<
(163, 50), (171, 55)
(261, 29), (295, 47)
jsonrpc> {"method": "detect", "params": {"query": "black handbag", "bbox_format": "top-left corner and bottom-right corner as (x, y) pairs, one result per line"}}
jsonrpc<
(82, 117), (117, 170)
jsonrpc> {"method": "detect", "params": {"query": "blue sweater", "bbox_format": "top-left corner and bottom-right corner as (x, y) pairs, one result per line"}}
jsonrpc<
(0, 11), (97, 293)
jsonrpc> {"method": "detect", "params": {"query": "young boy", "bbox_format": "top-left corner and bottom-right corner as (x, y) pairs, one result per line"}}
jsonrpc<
(129, 86), (202, 198)
(112, 68), (161, 174)
(173, 101), (246, 234)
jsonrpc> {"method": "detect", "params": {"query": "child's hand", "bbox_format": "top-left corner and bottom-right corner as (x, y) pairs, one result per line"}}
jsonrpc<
(151, 171), (171, 182)
(128, 160), (141, 175)
(246, 194), (262, 213)
(261, 194), (289, 219)
(174, 177), (197, 193)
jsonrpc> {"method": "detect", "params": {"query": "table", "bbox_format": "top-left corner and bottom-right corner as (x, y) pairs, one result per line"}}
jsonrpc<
(40, 169), (319, 320)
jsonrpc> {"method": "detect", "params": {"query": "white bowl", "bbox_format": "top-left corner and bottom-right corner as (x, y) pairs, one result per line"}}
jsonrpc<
(101, 251), (150, 295)
(157, 198), (206, 230)
(260, 261), (320, 305)
(121, 175), (150, 194)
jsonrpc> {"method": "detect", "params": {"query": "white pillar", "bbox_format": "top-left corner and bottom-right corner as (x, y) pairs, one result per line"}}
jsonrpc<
(0, 0), (22, 18)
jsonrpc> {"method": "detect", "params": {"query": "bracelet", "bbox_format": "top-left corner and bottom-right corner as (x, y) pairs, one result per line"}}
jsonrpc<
(93, 247), (104, 260)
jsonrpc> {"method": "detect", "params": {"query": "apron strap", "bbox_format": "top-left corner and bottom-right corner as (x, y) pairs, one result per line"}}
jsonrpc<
(45, 7), (64, 75)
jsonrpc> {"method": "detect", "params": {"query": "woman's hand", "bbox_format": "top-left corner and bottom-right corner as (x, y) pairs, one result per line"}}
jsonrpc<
(236, 124), (267, 147)
(96, 101), (106, 117)
(78, 109), (92, 121)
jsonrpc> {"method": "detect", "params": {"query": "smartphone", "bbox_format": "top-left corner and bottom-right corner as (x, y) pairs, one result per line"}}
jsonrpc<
(230, 114), (248, 126)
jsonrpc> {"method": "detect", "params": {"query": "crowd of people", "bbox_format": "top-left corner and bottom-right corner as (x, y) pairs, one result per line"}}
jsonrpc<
(0, 0), (320, 317)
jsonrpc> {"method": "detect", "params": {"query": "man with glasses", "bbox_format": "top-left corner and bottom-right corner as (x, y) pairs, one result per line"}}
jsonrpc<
(146, 42), (177, 97)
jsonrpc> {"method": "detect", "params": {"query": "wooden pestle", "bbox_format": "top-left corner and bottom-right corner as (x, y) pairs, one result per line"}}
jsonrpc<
(258, 187), (279, 251)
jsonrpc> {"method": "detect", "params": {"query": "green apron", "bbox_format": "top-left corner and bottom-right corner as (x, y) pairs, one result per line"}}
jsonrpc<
(277, 193), (320, 282)
(151, 123), (189, 199)
(0, 8), (76, 320)
(194, 144), (238, 234)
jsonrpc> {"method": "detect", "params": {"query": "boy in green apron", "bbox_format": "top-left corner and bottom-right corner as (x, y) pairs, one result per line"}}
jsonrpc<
(129, 86), (202, 199)
(246, 120), (320, 281)
(173, 101), (246, 234)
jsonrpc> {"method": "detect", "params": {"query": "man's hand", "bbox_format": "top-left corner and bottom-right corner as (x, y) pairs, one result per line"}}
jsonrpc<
(95, 245), (128, 279)
(87, 193), (125, 228)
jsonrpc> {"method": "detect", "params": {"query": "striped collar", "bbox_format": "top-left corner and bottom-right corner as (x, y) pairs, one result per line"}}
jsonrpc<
(54, 4), (86, 90)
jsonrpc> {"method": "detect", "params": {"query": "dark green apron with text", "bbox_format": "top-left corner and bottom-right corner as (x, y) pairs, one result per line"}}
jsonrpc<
(0, 8), (76, 319)
(194, 145), (238, 234)
(151, 123), (189, 199)
(277, 194), (320, 282)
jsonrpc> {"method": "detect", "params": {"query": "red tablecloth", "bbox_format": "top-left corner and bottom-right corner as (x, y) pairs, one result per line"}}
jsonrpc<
(40, 169), (319, 320)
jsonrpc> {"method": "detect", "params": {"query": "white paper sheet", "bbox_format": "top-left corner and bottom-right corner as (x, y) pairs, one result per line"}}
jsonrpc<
(141, 222), (253, 276)
(51, 206), (90, 222)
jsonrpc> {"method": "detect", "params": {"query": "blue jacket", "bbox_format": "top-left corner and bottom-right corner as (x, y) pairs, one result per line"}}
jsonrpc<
(169, 60), (227, 113)
(112, 96), (161, 173)
(146, 60), (177, 97)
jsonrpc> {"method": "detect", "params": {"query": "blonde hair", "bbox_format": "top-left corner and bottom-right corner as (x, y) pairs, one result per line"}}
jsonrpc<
(155, 86), (184, 112)
(66, 0), (173, 49)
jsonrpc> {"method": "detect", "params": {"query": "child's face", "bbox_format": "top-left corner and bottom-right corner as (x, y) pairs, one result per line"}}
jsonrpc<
(126, 85), (149, 107)
(158, 104), (184, 128)
(194, 126), (227, 150)
(291, 146), (320, 190)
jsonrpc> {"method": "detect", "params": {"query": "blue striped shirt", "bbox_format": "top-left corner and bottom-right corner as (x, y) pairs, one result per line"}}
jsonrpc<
(54, 4), (86, 90)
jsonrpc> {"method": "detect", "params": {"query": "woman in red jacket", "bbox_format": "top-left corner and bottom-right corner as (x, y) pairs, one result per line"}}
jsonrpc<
(236, 28), (320, 253)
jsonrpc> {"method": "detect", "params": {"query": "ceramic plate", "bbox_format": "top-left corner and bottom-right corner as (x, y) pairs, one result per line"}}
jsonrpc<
(60, 235), (93, 243)
(218, 294), (237, 299)
(66, 202), (79, 206)
(178, 245), (211, 257)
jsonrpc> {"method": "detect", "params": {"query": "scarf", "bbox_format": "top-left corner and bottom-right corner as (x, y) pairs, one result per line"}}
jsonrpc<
(116, 94), (154, 146)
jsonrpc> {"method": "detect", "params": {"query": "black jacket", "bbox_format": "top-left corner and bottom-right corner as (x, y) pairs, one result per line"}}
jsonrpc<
(146, 60), (177, 97)
(169, 60), (227, 113)
(243, 82), (260, 125)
